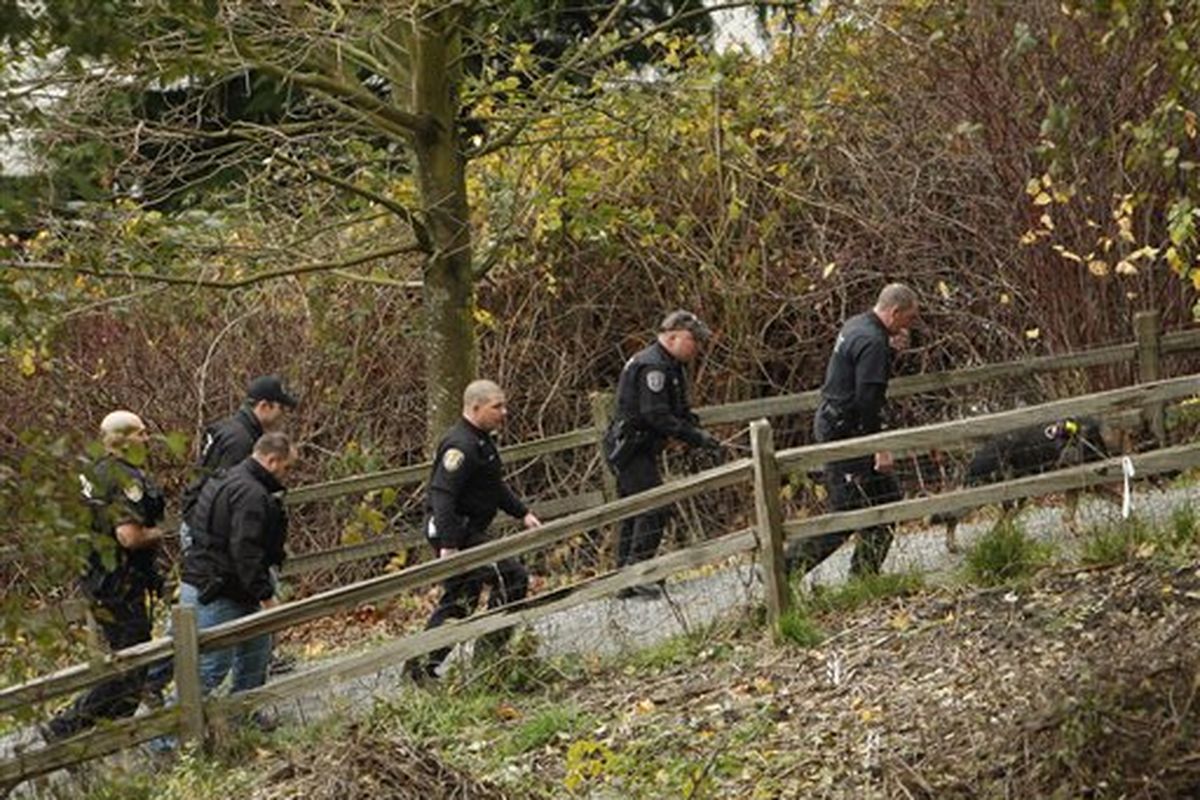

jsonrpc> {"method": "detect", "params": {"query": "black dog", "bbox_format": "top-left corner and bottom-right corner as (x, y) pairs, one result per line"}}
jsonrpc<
(934, 416), (1116, 551)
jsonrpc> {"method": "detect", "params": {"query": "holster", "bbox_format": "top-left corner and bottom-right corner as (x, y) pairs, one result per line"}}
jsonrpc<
(603, 418), (646, 470)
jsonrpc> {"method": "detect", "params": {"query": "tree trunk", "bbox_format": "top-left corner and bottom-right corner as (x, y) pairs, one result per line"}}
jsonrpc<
(409, 5), (475, 448)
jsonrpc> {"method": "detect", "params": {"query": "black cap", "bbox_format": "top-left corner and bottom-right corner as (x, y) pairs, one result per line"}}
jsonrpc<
(659, 309), (712, 341)
(246, 375), (298, 409)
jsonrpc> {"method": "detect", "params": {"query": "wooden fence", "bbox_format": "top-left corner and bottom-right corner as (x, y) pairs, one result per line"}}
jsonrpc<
(276, 311), (1200, 577)
(3, 366), (1200, 788)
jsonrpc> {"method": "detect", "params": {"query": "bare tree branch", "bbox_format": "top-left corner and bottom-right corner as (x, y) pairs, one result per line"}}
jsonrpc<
(266, 150), (432, 251)
(3, 243), (424, 290)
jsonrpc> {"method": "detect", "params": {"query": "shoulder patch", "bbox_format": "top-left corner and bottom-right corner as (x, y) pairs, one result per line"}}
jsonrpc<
(646, 370), (666, 393)
(123, 482), (144, 503)
(442, 448), (466, 472)
(79, 474), (95, 499)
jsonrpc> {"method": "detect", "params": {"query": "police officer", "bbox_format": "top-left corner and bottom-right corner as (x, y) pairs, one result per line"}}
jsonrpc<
(787, 283), (919, 578)
(43, 411), (165, 742)
(179, 431), (295, 698)
(178, 375), (297, 550)
(407, 380), (542, 683)
(605, 310), (720, 599)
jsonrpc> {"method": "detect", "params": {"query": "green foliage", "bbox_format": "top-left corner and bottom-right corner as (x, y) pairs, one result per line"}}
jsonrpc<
(799, 571), (925, 616)
(1169, 504), (1199, 549)
(1080, 510), (1200, 565)
(370, 685), (503, 741)
(776, 608), (824, 648)
(502, 704), (591, 757)
(965, 518), (1053, 586)
(1080, 516), (1154, 565)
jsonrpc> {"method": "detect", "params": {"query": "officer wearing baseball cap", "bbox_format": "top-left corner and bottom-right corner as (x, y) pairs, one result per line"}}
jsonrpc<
(144, 375), (298, 701)
(603, 311), (721, 599)
(178, 375), (298, 534)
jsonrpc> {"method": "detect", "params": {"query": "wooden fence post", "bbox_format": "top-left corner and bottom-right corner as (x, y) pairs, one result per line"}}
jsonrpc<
(589, 391), (620, 568)
(1135, 310), (1167, 445)
(750, 419), (790, 630)
(172, 605), (205, 746)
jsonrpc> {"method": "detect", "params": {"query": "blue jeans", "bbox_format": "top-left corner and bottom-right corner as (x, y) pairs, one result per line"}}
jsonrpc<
(180, 582), (271, 695)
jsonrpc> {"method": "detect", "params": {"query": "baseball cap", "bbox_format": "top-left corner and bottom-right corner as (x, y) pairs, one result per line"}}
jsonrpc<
(246, 375), (298, 409)
(659, 310), (712, 341)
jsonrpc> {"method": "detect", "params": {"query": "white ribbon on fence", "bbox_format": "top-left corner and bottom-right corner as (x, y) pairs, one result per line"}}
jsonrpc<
(1121, 456), (1136, 519)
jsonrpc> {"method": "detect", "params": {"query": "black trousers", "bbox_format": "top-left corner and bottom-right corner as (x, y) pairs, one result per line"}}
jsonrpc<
(45, 594), (152, 741)
(787, 455), (902, 578)
(422, 556), (529, 671)
(615, 450), (667, 567)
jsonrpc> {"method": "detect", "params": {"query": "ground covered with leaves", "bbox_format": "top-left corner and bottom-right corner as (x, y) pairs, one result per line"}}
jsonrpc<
(78, 547), (1199, 800)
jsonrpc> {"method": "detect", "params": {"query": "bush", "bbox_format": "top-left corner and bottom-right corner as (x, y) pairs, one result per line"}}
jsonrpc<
(965, 518), (1052, 586)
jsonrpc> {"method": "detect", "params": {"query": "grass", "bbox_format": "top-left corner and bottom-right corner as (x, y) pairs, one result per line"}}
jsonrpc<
(964, 517), (1053, 586)
(799, 570), (925, 615)
(777, 609), (824, 647)
(1080, 506), (1200, 566)
(501, 704), (592, 757)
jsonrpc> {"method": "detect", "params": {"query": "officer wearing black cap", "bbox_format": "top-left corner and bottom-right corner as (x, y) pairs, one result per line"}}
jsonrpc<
(146, 374), (297, 700)
(604, 310), (720, 598)
(178, 375), (297, 549)
(43, 411), (165, 742)
(407, 379), (542, 683)
(786, 283), (919, 578)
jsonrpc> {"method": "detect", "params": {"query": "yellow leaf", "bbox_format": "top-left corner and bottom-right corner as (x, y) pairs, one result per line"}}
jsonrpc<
(822, 262), (837, 279)
(1087, 259), (1109, 277)
(1041, 173), (1053, 187)
(473, 306), (497, 328)
(1025, 178), (1042, 196)
(1191, 270), (1200, 292)
(1115, 260), (1138, 276)
(19, 349), (36, 377)
(1019, 230), (1040, 245)
(495, 702), (522, 721)
(1039, 213), (1054, 230)
(889, 611), (912, 631)
(1025, 328), (1041, 340)
(937, 280), (951, 299)
(1000, 293), (1011, 305)
(1052, 245), (1082, 263)
(634, 698), (656, 714)
(1033, 192), (1052, 206)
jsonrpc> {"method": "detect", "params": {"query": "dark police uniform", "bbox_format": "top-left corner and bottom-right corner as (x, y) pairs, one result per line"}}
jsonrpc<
(44, 457), (165, 741)
(409, 418), (531, 680)
(606, 341), (716, 567)
(788, 311), (901, 577)
(179, 407), (263, 524)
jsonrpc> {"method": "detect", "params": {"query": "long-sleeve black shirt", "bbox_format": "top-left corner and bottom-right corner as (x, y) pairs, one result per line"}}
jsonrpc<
(816, 311), (892, 440)
(424, 418), (527, 551)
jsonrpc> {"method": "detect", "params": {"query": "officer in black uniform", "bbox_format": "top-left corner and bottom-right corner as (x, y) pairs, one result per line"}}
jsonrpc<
(407, 379), (542, 683)
(604, 310), (721, 599)
(787, 283), (919, 578)
(43, 411), (165, 742)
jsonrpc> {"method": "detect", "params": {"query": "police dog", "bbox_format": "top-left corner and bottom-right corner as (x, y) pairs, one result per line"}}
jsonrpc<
(934, 416), (1119, 552)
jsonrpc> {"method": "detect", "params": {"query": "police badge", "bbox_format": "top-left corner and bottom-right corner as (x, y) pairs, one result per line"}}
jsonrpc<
(646, 370), (665, 393)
